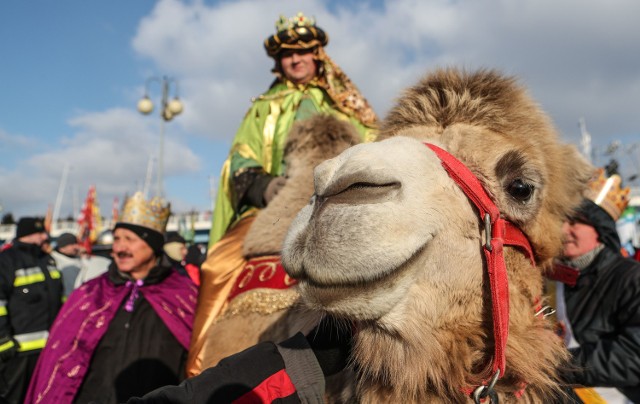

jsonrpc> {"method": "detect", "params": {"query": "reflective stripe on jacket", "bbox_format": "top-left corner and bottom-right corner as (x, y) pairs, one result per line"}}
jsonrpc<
(14, 265), (61, 287)
(14, 330), (49, 352)
(0, 242), (63, 351)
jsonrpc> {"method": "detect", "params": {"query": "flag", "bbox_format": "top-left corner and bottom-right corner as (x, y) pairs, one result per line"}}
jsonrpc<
(112, 197), (119, 223)
(77, 186), (102, 253)
(44, 204), (53, 234)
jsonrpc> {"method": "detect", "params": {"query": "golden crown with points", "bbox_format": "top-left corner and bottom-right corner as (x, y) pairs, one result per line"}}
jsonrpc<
(119, 192), (171, 234)
(584, 168), (630, 221)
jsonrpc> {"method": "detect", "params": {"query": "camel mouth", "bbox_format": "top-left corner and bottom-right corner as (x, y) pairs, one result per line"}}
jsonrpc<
(298, 235), (427, 289)
(299, 259), (401, 288)
(294, 249), (424, 320)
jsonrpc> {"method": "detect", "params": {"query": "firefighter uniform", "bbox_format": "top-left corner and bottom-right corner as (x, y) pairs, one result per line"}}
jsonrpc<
(0, 239), (63, 403)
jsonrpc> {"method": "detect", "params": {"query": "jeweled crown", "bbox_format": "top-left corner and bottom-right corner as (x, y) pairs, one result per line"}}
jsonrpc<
(264, 12), (328, 58)
(119, 192), (170, 234)
(275, 12), (316, 33)
(584, 168), (630, 221)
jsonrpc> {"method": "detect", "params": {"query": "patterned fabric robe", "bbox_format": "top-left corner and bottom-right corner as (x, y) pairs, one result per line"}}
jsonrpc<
(25, 268), (197, 404)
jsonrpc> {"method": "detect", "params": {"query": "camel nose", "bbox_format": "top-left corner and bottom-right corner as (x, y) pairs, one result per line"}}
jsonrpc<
(313, 156), (341, 196)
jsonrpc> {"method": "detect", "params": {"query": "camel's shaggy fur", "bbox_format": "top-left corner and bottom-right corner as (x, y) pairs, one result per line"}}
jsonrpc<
(243, 114), (363, 257)
(198, 114), (362, 367)
(282, 68), (592, 402)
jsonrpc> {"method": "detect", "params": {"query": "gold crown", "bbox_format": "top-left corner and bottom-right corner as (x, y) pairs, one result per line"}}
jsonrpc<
(119, 192), (170, 234)
(275, 12), (316, 33)
(584, 168), (630, 221)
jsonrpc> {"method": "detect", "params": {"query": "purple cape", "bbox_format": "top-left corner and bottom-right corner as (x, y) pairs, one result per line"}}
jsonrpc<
(25, 270), (198, 404)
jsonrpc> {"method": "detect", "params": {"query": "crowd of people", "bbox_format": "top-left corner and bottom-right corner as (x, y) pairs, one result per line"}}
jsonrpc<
(0, 194), (206, 403)
(0, 12), (639, 404)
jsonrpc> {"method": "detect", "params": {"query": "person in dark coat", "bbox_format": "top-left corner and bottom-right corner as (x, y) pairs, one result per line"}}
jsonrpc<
(26, 193), (198, 404)
(0, 217), (63, 404)
(127, 317), (351, 403)
(551, 169), (639, 403)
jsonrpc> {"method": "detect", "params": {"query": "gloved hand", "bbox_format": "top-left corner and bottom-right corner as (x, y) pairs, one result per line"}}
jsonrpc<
(0, 336), (18, 363)
(263, 176), (287, 205)
(306, 316), (353, 376)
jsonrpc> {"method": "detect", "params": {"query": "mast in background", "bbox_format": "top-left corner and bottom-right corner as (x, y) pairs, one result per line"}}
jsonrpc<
(579, 117), (592, 164)
(52, 163), (70, 226)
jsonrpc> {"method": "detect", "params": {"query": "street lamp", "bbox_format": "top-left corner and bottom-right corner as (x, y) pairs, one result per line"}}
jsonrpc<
(137, 76), (183, 198)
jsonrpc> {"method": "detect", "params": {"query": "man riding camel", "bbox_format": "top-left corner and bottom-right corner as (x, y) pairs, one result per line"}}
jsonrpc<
(188, 12), (377, 376)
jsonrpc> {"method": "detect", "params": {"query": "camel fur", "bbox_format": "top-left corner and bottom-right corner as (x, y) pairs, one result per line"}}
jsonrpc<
(282, 68), (593, 403)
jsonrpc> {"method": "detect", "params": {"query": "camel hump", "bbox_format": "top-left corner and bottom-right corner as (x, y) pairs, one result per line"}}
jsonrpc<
(379, 68), (546, 141)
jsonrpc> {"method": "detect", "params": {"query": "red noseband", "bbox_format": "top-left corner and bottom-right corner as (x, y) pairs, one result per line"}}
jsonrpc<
(424, 143), (536, 390)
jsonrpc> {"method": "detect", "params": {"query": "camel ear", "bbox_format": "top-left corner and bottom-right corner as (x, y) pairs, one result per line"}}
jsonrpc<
(549, 144), (593, 218)
(562, 145), (592, 196)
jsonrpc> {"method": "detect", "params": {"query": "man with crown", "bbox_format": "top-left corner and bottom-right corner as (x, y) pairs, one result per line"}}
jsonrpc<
(188, 12), (378, 376)
(208, 12), (377, 246)
(26, 192), (198, 404)
(548, 169), (640, 403)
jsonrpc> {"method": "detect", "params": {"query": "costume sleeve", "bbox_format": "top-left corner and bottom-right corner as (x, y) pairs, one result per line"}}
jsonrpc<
(208, 103), (269, 246)
(126, 333), (324, 404)
(565, 270), (640, 388)
(229, 94), (320, 213)
(0, 254), (18, 361)
(209, 86), (303, 247)
(227, 97), (291, 212)
(228, 105), (270, 177)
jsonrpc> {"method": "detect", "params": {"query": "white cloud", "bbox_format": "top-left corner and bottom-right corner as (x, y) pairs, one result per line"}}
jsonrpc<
(0, 128), (37, 148)
(130, 0), (640, 147)
(4, 0), (640, 219)
(0, 108), (201, 220)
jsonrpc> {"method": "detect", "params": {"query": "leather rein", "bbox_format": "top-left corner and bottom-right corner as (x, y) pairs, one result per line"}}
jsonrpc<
(425, 143), (536, 402)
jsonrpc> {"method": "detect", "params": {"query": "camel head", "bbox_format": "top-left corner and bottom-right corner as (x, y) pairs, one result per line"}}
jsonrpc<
(282, 68), (592, 402)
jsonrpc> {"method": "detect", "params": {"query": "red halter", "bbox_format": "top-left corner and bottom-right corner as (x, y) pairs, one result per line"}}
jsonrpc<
(425, 143), (536, 391)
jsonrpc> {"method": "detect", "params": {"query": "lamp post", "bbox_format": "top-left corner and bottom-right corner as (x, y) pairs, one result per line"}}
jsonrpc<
(137, 76), (183, 198)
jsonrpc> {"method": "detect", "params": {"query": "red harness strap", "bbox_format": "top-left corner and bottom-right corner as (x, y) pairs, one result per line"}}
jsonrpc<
(425, 143), (536, 385)
(547, 263), (579, 287)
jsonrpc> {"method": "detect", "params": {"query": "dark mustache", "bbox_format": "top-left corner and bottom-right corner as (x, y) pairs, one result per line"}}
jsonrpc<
(115, 252), (133, 258)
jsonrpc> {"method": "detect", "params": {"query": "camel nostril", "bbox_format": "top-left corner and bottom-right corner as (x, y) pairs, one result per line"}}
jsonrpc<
(326, 182), (401, 206)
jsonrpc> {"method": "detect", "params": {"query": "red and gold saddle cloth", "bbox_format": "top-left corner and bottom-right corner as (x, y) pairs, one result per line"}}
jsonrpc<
(219, 255), (299, 319)
(227, 255), (297, 303)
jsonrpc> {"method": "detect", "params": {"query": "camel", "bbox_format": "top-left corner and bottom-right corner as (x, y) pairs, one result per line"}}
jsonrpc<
(192, 114), (362, 368)
(281, 68), (593, 402)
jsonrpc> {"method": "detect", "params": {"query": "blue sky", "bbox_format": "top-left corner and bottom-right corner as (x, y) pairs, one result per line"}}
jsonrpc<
(2, 2), (152, 146)
(1, 0), (639, 221)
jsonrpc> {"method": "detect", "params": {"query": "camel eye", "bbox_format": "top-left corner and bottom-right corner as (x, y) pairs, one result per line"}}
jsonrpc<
(507, 179), (534, 202)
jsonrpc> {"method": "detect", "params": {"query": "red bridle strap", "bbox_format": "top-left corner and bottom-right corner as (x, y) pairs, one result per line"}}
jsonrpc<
(425, 143), (535, 381)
